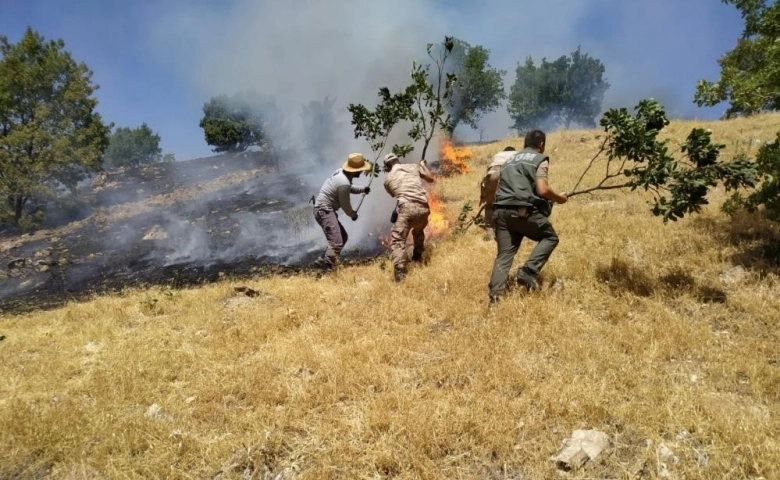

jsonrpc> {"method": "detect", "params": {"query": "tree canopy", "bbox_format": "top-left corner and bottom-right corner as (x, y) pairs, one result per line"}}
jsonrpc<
(199, 91), (283, 153)
(103, 123), (163, 170)
(694, 0), (780, 117)
(693, 1), (780, 222)
(445, 38), (506, 132)
(0, 27), (111, 226)
(507, 46), (609, 132)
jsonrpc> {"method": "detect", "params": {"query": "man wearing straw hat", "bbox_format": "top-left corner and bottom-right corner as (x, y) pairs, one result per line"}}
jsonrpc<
(382, 153), (435, 282)
(311, 153), (372, 271)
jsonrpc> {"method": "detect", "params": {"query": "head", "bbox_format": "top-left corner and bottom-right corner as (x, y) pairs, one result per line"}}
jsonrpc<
(342, 152), (373, 178)
(383, 153), (400, 172)
(503, 146), (516, 152)
(524, 130), (546, 153)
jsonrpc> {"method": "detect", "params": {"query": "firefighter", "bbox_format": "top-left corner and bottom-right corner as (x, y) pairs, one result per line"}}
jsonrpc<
(382, 153), (435, 282)
(479, 145), (517, 240)
(311, 153), (372, 271)
(488, 130), (569, 304)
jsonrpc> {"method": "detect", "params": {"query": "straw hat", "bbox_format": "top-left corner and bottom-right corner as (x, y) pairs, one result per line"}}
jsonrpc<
(342, 153), (372, 172)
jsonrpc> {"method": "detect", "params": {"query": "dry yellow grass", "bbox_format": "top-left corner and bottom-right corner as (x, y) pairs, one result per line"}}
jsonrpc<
(2, 114), (780, 479)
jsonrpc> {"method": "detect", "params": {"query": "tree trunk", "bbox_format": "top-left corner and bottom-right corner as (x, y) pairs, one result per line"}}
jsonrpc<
(12, 196), (25, 225)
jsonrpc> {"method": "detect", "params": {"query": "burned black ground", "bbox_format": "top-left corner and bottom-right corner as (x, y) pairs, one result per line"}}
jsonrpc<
(0, 151), (384, 315)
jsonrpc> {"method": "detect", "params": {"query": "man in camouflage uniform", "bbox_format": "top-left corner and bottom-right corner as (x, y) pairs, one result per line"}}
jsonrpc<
(383, 153), (435, 282)
(479, 146), (516, 240)
(311, 153), (372, 271)
(488, 130), (569, 304)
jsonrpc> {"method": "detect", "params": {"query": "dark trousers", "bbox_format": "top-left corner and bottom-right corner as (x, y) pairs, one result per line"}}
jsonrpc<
(314, 207), (348, 266)
(488, 207), (559, 297)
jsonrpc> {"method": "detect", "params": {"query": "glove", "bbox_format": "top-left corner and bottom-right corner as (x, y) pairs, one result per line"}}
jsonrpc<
(350, 213), (358, 221)
(363, 187), (371, 195)
(390, 209), (398, 224)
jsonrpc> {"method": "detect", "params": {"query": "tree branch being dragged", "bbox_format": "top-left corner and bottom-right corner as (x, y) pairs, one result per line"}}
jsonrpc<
(568, 99), (758, 222)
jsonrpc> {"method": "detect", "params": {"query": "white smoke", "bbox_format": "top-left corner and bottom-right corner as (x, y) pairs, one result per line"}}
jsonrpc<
(137, 0), (742, 257)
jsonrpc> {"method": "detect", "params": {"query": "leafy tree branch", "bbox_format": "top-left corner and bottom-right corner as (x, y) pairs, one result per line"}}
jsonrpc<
(568, 99), (758, 223)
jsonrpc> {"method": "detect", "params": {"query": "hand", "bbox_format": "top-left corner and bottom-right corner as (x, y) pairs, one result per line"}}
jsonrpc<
(350, 213), (358, 221)
(390, 210), (398, 224)
(558, 192), (569, 204)
(420, 159), (427, 166)
(363, 187), (371, 195)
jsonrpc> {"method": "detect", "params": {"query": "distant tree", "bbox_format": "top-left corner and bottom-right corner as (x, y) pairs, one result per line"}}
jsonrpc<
(0, 27), (111, 227)
(199, 91), (283, 153)
(508, 46), (610, 132)
(694, 0), (780, 118)
(441, 38), (506, 132)
(103, 123), (162, 170)
(301, 95), (344, 159)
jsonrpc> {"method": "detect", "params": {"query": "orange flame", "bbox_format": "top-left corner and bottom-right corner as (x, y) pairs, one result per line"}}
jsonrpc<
(438, 137), (473, 176)
(425, 190), (449, 238)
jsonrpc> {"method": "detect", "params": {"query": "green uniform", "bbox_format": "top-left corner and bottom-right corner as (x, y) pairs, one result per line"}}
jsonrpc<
(488, 147), (559, 297)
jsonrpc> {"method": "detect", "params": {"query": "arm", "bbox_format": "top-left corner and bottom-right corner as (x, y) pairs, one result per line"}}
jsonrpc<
(535, 159), (568, 204)
(337, 185), (357, 216)
(536, 179), (568, 204)
(418, 160), (435, 183)
(349, 185), (364, 194)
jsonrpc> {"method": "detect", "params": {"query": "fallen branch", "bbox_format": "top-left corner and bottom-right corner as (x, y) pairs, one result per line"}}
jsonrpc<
(459, 204), (485, 232)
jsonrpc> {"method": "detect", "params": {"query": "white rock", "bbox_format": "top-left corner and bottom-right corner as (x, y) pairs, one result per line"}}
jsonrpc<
(719, 265), (747, 284)
(145, 403), (163, 419)
(658, 443), (679, 464)
(552, 429), (611, 469)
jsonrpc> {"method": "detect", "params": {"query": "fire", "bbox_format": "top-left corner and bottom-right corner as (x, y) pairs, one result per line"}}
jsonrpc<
(425, 190), (449, 238)
(438, 137), (473, 176)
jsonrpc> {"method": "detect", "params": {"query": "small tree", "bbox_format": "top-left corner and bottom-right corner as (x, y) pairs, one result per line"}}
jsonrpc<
(508, 46), (609, 132)
(406, 36), (458, 161)
(445, 38), (507, 132)
(723, 134), (780, 221)
(103, 123), (162, 170)
(199, 91), (282, 153)
(568, 99), (757, 223)
(692, 0), (780, 222)
(346, 36), (458, 213)
(0, 27), (111, 227)
(693, 0), (780, 118)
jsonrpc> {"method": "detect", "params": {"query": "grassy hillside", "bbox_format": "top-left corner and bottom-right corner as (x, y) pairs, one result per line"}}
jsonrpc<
(1, 114), (779, 479)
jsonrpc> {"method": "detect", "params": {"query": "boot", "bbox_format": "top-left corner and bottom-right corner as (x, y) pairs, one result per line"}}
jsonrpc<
(394, 267), (407, 282)
(311, 257), (333, 272)
(515, 267), (540, 291)
(411, 250), (423, 262)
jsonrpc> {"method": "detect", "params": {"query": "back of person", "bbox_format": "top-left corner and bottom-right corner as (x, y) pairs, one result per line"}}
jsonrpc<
(481, 150), (517, 197)
(315, 169), (347, 211)
(384, 164), (429, 206)
(494, 147), (552, 216)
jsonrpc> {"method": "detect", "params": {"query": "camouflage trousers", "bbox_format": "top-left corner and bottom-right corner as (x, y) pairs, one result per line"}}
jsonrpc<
(313, 206), (348, 266)
(390, 201), (430, 272)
